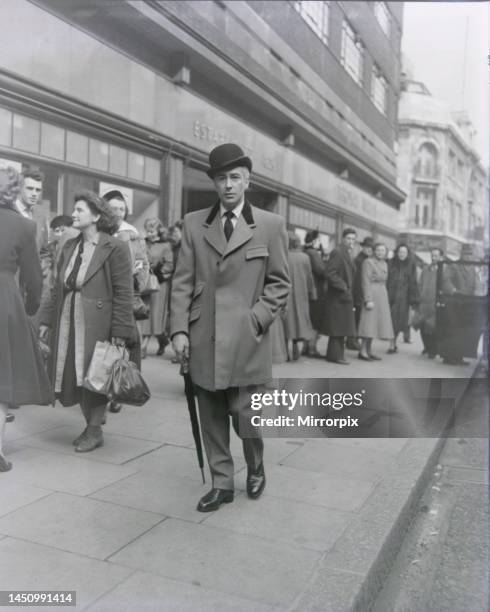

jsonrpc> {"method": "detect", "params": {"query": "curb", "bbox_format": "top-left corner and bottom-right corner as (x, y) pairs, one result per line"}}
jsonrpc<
(290, 365), (481, 612)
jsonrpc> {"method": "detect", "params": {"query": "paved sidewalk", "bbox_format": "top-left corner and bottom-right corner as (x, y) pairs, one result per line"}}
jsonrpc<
(0, 336), (484, 611)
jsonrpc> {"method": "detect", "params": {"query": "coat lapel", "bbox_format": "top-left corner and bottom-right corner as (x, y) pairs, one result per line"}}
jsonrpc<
(57, 237), (79, 286)
(203, 202), (226, 256)
(223, 200), (255, 259)
(83, 233), (114, 285)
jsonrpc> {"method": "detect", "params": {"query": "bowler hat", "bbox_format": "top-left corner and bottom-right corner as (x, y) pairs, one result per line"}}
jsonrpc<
(360, 236), (374, 247)
(207, 143), (252, 178)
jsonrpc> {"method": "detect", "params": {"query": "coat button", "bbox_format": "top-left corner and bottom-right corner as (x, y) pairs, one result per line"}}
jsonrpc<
(211, 335), (215, 341)
(96, 300), (103, 309)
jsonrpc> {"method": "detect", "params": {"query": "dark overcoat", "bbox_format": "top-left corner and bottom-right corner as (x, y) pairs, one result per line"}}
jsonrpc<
(0, 207), (52, 405)
(304, 246), (327, 331)
(285, 249), (316, 340)
(170, 201), (290, 391)
(387, 259), (419, 335)
(321, 245), (356, 337)
(39, 233), (134, 393)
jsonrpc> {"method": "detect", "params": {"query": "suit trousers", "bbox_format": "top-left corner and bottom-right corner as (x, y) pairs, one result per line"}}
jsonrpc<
(195, 385), (264, 490)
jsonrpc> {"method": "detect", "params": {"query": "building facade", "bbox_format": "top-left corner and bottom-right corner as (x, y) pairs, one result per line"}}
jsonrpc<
(0, 0), (404, 248)
(397, 79), (488, 260)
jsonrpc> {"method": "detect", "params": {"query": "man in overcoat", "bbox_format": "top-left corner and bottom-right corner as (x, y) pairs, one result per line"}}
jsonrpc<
(322, 228), (357, 364)
(171, 143), (290, 512)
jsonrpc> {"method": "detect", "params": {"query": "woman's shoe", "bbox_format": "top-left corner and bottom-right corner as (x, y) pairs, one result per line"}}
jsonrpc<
(108, 400), (122, 413)
(368, 354), (382, 361)
(0, 453), (12, 472)
(75, 426), (103, 453)
(358, 353), (371, 361)
(72, 427), (88, 446)
(6, 413), (15, 423)
(387, 347), (398, 354)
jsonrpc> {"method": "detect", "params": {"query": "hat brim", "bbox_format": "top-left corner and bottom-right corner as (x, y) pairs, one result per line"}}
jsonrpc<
(207, 155), (252, 178)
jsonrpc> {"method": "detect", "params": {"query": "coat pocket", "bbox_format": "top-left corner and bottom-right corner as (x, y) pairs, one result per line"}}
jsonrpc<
(192, 282), (205, 300)
(246, 246), (269, 260)
(189, 306), (201, 323)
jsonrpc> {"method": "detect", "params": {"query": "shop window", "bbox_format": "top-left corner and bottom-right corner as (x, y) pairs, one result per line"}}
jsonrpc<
(66, 131), (89, 166)
(0, 108), (12, 146)
(128, 151), (145, 182)
(109, 145), (127, 176)
(89, 139), (109, 172)
(13, 114), (40, 154)
(144, 156), (160, 185)
(341, 21), (363, 85)
(41, 123), (65, 161)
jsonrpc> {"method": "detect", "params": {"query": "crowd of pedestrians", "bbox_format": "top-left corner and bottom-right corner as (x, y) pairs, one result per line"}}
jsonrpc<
(0, 151), (486, 489)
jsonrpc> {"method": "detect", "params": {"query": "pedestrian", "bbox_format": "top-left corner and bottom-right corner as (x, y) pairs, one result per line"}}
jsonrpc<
(303, 230), (327, 357)
(358, 243), (393, 360)
(322, 228), (357, 365)
(285, 231), (316, 360)
(347, 236), (374, 351)
(387, 244), (419, 354)
(414, 248), (443, 359)
(171, 143), (290, 512)
(14, 166), (50, 252)
(140, 218), (174, 357)
(0, 166), (52, 471)
(38, 190), (134, 452)
(167, 221), (184, 364)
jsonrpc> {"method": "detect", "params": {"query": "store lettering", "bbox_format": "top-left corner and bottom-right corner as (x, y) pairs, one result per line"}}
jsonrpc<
(193, 120), (228, 145)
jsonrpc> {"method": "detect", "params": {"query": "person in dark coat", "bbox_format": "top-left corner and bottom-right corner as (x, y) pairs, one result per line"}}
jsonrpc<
(322, 228), (357, 364)
(285, 232), (317, 360)
(0, 166), (52, 472)
(387, 244), (420, 353)
(347, 236), (374, 350)
(39, 190), (134, 453)
(303, 229), (327, 357)
(415, 247), (443, 358)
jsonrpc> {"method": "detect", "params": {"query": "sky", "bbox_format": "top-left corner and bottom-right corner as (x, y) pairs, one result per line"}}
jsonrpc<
(401, 1), (489, 166)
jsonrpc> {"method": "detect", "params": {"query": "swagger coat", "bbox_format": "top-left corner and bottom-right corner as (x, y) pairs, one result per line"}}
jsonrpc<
(170, 201), (290, 391)
(285, 249), (317, 340)
(321, 244), (356, 337)
(39, 233), (134, 391)
(0, 207), (52, 405)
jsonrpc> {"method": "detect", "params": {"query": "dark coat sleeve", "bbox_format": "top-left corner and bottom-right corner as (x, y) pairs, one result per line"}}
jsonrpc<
(19, 220), (43, 316)
(309, 249), (327, 280)
(109, 240), (134, 339)
(37, 238), (75, 327)
(408, 263), (420, 306)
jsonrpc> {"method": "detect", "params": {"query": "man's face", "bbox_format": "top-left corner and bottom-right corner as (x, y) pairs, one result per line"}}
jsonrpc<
(213, 166), (249, 210)
(342, 233), (357, 250)
(20, 177), (42, 207)
(431, 249), (442, 264)
(108, 197), (126, 224)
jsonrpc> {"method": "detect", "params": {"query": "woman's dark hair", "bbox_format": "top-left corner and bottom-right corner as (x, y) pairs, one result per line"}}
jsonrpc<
(394, 243), (410, 259)
(0, 166), (21, 208)
(74, 189), (118, 234)
(50, 214), (73, 229)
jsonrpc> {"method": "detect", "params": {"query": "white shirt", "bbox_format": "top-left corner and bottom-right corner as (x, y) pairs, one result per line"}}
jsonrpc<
(220, 199), (245, 230)
(15, 198), (33, 219)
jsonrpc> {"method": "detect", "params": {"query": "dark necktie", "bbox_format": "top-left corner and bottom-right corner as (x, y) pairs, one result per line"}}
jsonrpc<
(65, 240), (84, 291)
(224, 210), (234, 242)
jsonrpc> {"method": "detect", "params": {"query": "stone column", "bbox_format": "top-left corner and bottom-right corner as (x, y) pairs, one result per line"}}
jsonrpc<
(160, 153), (184, 226)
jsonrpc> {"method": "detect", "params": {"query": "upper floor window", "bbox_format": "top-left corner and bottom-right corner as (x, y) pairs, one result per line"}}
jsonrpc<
(415, 142), (438, 179)
(341, 20), (363, 85)
(372, 65), (387, 114)
(374, 1), (391, 38)
(293, 1), (329, 44)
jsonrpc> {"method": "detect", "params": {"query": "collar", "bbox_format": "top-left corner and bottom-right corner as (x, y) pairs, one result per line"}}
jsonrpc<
(15, 198), (33, 218)
(82, 231), (100, 246)
(220, 199), (245, 220)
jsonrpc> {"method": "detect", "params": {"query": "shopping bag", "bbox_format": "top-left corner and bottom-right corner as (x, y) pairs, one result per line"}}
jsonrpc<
(107, 358), (151, 406)
(133, 294), (150, 320)
(140, 271), (159, 296)
(83, 341), (126, 394)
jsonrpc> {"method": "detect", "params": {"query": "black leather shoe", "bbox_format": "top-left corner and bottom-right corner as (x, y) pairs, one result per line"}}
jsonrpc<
(247, 464), (266, 499)
(358, 354), (371, 361)
(6, 412), (15, 423)
(197, 488), (234, 512)
(368, 354), (382, 361)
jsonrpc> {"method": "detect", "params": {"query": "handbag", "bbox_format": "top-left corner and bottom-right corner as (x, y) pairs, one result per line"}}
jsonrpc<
(133, 294), (150, 321)
(83, 341), (126, 394)
(141, 271), (159, 296)
(107, 358), (151, 406)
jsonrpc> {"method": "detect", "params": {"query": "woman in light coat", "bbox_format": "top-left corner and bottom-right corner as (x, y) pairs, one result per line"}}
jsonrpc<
(39, 191), (134, 453)
(358, 243), (394, 361)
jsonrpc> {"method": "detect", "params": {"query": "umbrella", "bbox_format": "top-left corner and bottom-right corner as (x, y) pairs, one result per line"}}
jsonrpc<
(180, 360), (206, 483)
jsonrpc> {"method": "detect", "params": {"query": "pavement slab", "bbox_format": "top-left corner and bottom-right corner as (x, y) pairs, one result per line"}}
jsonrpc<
(2, 448), (139, 496)
(109, 518), (321, 606)
(0, 492), (164, 559)
(201, 492), (351, 552)
(0, 538), (133, 612)
(85, 570), (277, 612)
(13, 426), (163, 464)
(0, 480), (52, 518)
(90, 471), (210, 522)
